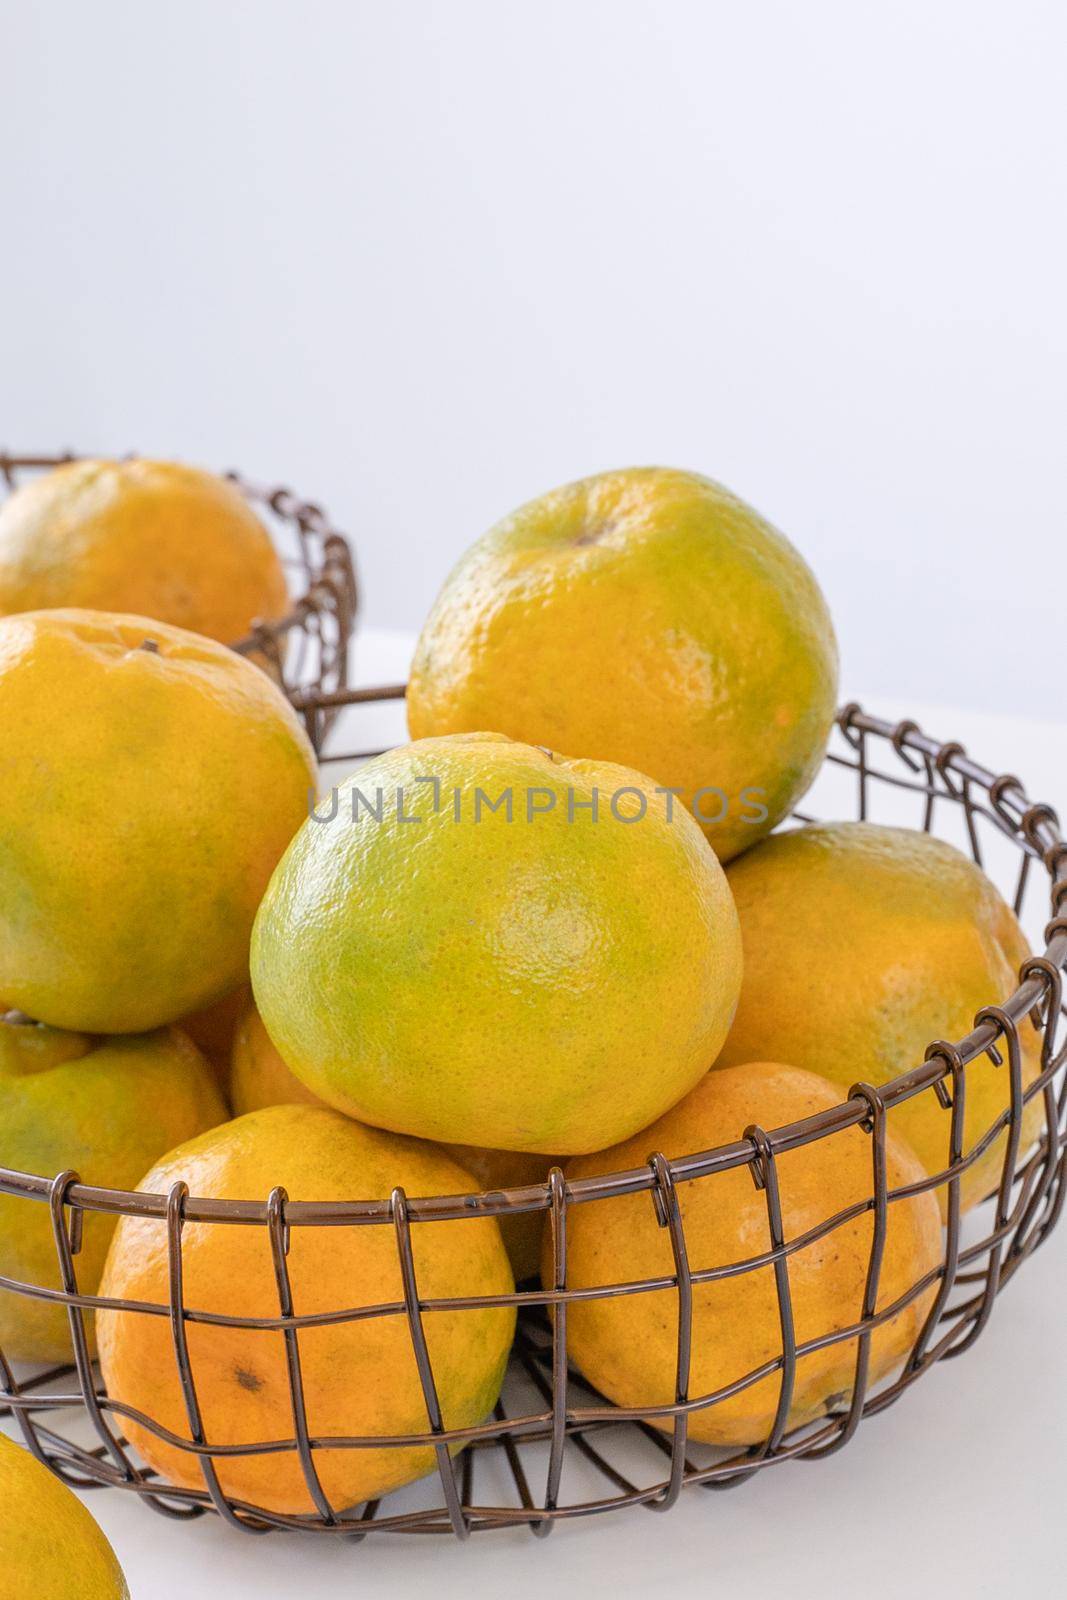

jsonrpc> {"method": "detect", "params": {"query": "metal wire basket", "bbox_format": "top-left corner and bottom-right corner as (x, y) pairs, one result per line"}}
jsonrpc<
(1, 686), (1066, 1542)
(0, 451), (358, 702)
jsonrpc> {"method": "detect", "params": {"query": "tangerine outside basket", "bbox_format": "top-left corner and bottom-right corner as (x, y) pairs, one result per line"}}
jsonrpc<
(0, 494), (1064, 1540)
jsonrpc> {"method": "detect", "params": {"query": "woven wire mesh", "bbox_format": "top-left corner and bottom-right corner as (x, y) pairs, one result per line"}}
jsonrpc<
(0, 692), (1064, 1540)
(0, 451), (358, 703)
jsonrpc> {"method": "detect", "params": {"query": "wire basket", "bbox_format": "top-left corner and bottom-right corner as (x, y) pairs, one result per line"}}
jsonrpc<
(1, 692), (1065, 1543)
(0, 451), (358, 702)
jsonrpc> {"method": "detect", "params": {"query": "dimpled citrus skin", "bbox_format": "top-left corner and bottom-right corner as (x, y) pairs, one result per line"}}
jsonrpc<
(0, 1434), (129, 1599)
(0, 459), (288, 644)
(553, 1062), (942, 1446)
(0, 1020), (227, 1363)
(250, 733), (743, 1154)
(97, 1105), (516, 1515)
(230, 993), (324, 1115)
(407, 467), (838, 862)
(718, 823), (1044, 1214)
(230, 995), (558, 1280)
(0, 610), (317, 1032)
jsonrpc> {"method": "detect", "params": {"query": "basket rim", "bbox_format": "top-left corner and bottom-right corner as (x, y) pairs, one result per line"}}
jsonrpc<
(1, 702), (1064, 1229)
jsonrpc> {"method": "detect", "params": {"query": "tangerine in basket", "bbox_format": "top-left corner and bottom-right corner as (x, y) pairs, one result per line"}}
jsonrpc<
(0, 458), (288, 645)
(0, 609), (317, 1033)
(0, 1017), (227, 1363)
(552, 1061), (942, 1445)
(250, 733), (743, 1154)
(97, 1105), (516, 1516)
(229, 993), (559, 1281)
(716, 822), (1044, 1213)
(229, 992), (323, 1116)
(407, 466), (838, 862)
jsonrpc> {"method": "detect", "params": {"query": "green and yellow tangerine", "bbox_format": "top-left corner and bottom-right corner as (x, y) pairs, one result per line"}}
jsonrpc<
(251, 733), (743, 1154)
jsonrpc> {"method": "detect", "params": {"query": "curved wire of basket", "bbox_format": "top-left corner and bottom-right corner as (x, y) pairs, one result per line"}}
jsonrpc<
(1, 696), (1065, 1542)
(0, 450), (358, 703)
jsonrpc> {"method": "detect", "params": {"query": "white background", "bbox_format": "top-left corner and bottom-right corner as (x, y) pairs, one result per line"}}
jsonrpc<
(2, 1), (1065, 715)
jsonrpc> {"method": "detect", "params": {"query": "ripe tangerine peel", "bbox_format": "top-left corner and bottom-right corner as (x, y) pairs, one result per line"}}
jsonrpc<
(97, 1105), (516, 1514)
(0, 457), (288, 645)
(251, 732), (743, 1154)
(718, 822), (1044, 1213)
(229, 994), (559, 1280)
(408, 466), (838, 862)
(552, 1061), (943, 1445)
(0, 1434), (129, 1598)
(0, 1020), (228, 1363)
(0, 609), (316, 1033)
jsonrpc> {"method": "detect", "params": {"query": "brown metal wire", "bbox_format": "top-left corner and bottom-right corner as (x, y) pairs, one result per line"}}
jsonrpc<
(1, 558), (1066, 1539)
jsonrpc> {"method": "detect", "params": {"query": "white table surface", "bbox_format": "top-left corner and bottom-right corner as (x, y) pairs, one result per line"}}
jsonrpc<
(5, 629), (1066, 1599)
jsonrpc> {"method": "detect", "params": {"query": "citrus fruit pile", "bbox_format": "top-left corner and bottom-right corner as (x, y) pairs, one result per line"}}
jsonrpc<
(0, 460), (1041, 1545)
